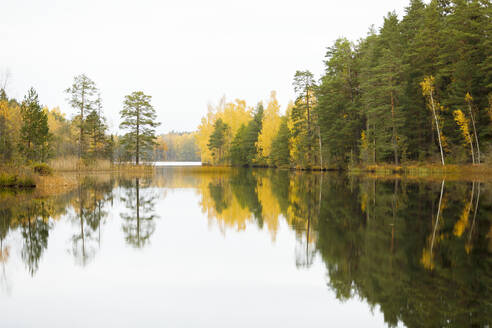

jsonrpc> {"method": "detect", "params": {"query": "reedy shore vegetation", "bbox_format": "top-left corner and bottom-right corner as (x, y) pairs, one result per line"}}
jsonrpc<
(197, 0), (492, 174)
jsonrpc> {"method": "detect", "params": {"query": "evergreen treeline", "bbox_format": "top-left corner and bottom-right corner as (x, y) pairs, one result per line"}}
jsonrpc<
(0, 74), (161, 168)
(198, 0), (492, 168)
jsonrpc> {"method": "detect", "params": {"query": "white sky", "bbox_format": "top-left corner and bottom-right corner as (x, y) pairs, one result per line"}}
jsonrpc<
(1, 0), (411, 134)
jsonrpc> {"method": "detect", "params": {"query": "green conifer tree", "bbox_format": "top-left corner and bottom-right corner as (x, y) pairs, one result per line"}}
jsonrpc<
(119, 91), (160, 164)
(19, 88), (51, 162)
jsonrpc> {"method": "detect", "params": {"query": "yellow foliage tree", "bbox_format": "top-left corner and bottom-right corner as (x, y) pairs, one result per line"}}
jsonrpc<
(453, 109), (475, 164)
(465, 93), (481, 164)
(154, 135), (168, 160)
(420, 76), (445, 165)
(257, 91), (281, 164)
(196, 97), (251, 164)
(196, 105), (216, 164)
(0, 98), (21, 161)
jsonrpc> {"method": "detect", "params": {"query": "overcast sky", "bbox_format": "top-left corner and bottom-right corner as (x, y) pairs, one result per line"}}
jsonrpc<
(1, 0), (412, 134)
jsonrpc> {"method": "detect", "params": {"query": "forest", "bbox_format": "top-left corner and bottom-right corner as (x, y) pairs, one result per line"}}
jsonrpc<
(0, 74), (165, 176)
(198, 0), (492, 169)
(0, 73), (199, 177)
(1, 0), (491, 175)
(155, 132), (200, 162)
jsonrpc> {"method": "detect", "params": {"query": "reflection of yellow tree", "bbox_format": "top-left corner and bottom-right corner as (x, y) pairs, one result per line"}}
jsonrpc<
(0, 246), (8, 263)
(286, 174), (320, 268)
(453, 182), (474, 238)
(195, 170), (285, 242)
(450, 181), (482, 254)
(286, 177), (317, 243)
(421, 180), (446, 270)
(198, 175), (252, 233)
(256, 174), (281, 241)
(168, 168), (322, 255)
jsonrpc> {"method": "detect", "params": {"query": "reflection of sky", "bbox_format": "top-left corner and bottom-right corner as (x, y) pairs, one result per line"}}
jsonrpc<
(0, 188), (396, 328)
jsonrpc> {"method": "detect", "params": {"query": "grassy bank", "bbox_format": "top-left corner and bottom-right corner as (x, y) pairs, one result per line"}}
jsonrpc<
(203, 161), (492, 181)
(349, 163), (492, 182)
(0, 157), (156, 201)
(0, 164), (78, 195)
(0, 171), (36, 188)
(49, 156), (155, 173)
(49, 156), (112, 171)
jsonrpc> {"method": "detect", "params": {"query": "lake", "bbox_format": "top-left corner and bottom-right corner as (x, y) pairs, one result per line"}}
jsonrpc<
(0, 167), (490, 327)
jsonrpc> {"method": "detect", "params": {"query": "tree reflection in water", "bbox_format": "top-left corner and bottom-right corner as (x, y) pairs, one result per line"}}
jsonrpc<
(0, 207), (12, 293)
(120, 177), (159, 248)
(70, 177), (114, 266)
(0, 168), (489, 327)
(195, 168), (491, 327)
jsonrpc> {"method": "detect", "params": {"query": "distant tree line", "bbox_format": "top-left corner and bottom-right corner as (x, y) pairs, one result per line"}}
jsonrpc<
(198, 0), (492, 168)
(0, 74), (161, 167)
(154, 131), (200, 162)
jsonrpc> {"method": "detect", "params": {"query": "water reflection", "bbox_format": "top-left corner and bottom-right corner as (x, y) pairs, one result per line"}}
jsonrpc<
(0, 168), (490, 327)
(120, 177), (159, 248)
(70, 177), (114, 266)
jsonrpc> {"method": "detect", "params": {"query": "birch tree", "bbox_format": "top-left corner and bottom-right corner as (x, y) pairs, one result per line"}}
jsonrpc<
(421, 76), (445, 165)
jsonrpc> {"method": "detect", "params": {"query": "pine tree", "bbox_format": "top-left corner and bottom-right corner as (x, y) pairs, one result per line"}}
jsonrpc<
(65, 74), (99, 159)
(85, 95), (107, 160)
(270, 116), (291, 167)
(292, 71), (317, 167)
(229, 124), (248, 165)
(243, 103), (264, 165)
(360, 13), (406, 164)
(399, 0), (437, 160)
(317, 38), (362, 167)
(207, 118), (230, 164)
(19, 88), (51, 162)
(105, 134), (115, 164)
(119, 91), (160, 164)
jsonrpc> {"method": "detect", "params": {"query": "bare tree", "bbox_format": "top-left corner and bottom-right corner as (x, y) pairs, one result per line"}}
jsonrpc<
(0, 68), (11, 93)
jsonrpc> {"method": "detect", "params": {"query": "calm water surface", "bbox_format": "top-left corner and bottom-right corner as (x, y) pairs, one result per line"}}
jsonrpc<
(0, 167), (490, 327)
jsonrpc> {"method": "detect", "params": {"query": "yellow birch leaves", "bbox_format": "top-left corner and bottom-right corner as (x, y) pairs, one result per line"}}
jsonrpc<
(453, 110), (472, 145)
(257, 91), (281, 163)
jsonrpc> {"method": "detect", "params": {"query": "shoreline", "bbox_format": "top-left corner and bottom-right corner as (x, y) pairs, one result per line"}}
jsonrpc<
(2, 162), (492, 196)
(201, 162), (492, 181)
(0, 163), (156, 197)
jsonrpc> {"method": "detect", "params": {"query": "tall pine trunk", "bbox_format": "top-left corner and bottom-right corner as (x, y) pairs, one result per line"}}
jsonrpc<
(390, 91), (399, 165)
(136, 106), (140, 165)
(79, 89), (85, 160)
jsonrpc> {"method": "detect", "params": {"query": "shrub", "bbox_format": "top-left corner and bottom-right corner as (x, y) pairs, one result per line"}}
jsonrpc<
(0, 172), (35, 188)
(33, 163), (53, 176)
(16, 176), (36, 187)
(0, 173), (17, 187)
